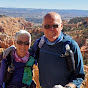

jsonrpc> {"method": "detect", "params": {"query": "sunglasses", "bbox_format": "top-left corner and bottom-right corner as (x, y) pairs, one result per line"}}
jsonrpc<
(16, 41), (30, 45)
(44, 24), (60, 29)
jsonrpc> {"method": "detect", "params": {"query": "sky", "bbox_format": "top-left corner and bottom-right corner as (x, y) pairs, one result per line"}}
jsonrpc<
(0, 0), (88, 10)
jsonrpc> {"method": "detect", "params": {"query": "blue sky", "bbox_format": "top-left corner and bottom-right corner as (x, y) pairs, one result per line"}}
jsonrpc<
(0, 0), (88, 10)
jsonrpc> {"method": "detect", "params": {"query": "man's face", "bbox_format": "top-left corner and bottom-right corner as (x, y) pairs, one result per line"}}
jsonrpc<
(42, 15), (63, 42)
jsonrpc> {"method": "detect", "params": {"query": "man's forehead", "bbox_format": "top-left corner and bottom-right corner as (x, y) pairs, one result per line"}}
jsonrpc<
(43, 16), (60, 24)
(43, 14), (61, 23)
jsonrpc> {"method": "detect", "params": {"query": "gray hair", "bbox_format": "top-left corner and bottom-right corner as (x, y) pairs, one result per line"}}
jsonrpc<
(15, 30), (31, 42)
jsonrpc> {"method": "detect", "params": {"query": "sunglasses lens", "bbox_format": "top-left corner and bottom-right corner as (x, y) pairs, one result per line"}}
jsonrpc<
(17, 41), (29, 45)
(24, 42), (30, 45)
(17, 41), (23, 45)
(44, 25), (50, 29)
(53, 24), (58, 28)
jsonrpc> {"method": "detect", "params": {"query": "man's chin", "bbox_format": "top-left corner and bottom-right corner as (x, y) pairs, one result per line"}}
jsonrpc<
(48, 38), (57, 42)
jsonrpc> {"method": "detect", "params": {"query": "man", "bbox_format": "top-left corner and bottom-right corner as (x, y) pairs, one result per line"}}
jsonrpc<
(3, 12), (85, 88)
(29, 12), (85, 88)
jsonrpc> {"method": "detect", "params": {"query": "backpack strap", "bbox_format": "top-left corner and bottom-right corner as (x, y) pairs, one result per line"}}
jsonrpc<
(38, 35), (45, 48)
(64, 41), (75, 72)
(35, 35), (45, 60)
(3, 53), (15, 85)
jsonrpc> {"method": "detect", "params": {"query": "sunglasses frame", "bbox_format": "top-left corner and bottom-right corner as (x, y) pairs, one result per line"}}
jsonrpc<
(43, 24), (60, 29)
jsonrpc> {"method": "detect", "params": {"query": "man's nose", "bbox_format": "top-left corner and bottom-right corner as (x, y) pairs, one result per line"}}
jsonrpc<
(50, 26), (54, 30)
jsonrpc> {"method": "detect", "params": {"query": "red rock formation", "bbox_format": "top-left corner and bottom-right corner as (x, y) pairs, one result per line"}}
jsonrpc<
(64, 24), (79, 28)
(0, 17), (33, 36)
(0, 16), (34, 49)
(80, 39), (88, 59)
(0, 40), (9, 48)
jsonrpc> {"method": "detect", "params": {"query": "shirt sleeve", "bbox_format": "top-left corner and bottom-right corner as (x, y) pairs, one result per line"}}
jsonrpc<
(69, 40), (85, 88)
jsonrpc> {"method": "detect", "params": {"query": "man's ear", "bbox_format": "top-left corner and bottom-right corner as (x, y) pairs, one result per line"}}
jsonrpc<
(60, 23), (63, 30)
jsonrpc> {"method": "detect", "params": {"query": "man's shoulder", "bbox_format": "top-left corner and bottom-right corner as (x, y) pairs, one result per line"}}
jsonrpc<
(34, 35), (45, 47)
(62, 33), (78, 46)
(63, 33), (72, 40)
(62, 33), (73, 43)
(34, 38), (41, 45)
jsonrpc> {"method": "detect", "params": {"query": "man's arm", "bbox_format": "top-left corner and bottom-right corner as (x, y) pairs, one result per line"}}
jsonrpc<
(67, 40), (85, 88)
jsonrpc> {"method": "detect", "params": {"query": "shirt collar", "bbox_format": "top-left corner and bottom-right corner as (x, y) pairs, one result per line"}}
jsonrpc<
(45, 32), (63, 45)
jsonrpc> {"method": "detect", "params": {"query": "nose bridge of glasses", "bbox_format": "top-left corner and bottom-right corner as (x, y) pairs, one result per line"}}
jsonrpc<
(50, 25), (54, 28)
(47, 25), (54, 29)
(44, 24), (59, 29)
(50, 26), (54, 30)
